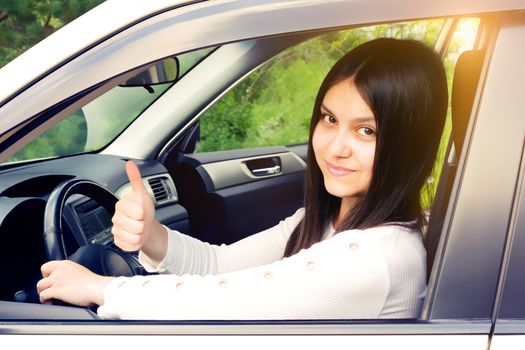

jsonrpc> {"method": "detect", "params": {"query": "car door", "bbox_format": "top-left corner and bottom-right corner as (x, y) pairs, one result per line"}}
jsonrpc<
(489, 24), (525, 342)
(491, 144), (525, 348)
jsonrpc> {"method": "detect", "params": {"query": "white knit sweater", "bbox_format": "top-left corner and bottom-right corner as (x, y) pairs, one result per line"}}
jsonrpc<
(97, 209), (426, 320)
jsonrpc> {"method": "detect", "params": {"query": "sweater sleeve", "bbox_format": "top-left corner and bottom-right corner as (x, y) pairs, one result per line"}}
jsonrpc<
(138, 208), (304, 275)
(97, 228), (391, 320)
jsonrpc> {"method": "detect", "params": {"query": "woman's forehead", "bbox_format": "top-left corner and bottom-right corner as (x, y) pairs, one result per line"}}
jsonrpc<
(322, 79), (375, 123)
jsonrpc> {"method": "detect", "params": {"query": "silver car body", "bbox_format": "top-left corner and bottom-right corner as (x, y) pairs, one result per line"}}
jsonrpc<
(1, 0), (525, 348)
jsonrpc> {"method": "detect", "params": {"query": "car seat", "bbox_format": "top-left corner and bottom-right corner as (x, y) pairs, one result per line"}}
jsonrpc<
(424, 49), (485, 281)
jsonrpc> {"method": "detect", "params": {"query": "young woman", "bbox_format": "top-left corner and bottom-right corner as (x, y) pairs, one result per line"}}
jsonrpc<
(37, 38), (448, 320)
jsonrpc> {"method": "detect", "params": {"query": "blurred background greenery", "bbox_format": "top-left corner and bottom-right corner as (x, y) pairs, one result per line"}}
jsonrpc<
(0, 0), (104, 68)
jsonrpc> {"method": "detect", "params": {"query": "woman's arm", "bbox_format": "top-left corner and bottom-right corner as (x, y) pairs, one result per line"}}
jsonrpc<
(139, 208), (305, 275)
(38, 226), (425, 319)
(98, 228), (397, 320)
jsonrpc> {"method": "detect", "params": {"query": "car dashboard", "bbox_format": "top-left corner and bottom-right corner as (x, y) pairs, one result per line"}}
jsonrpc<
(0, 153), (189, 308)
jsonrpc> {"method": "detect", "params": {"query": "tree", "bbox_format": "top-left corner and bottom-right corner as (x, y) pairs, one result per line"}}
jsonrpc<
(0, 0), (104, 163)
(0, 0), (104, 68)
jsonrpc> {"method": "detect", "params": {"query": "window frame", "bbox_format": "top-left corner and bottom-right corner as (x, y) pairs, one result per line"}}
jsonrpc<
(424, 12), (525, 324)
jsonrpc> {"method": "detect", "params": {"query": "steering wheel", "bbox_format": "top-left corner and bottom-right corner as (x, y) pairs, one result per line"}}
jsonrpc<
(43, 178), (137, 277)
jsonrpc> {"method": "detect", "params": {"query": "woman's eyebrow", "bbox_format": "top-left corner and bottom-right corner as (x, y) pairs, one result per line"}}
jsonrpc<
(320, 103), (336, 116)
(320, 103), (375, 124)
(353, 116), (376, 124)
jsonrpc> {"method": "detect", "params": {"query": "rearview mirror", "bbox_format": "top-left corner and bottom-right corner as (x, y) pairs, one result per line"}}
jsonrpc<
(121, 57), (179, 87)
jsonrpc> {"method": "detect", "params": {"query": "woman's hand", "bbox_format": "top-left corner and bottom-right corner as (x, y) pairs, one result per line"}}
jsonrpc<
(37, 260), (114, 306)
(111, 160), (167, 265)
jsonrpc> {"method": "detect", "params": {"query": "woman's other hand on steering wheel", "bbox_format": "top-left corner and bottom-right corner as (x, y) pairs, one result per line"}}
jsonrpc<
(111, 160), (168, 266)
(37, 260), (113, 306)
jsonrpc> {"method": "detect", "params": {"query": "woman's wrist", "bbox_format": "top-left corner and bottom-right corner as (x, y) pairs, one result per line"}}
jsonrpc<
(92, 275), (116, 306)
(141, 221), (168, 267)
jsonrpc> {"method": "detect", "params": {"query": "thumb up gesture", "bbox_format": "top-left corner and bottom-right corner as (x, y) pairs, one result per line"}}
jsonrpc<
(112, 161), (167, 262)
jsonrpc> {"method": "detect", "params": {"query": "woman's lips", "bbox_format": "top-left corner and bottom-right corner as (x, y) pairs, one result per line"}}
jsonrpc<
(325, 161), (356, 177)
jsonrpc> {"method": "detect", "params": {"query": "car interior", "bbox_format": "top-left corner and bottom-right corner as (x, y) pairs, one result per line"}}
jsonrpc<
(0, 16), (486, 321)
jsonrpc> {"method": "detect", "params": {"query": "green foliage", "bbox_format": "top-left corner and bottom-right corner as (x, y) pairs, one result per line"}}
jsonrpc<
(0, 0), (105, 68)
(8, 111), (87, 162)
(1, 0), (103, 163)
(198, 20), (444, 153)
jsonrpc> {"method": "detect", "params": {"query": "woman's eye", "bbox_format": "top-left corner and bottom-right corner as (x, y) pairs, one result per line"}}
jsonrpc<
(357, 127), (375, 136)
(322, 114), (337, 124)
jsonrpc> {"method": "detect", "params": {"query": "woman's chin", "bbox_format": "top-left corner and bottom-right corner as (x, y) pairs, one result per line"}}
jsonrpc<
(324, 183), (356, 199)
(324, 179), (369, 201)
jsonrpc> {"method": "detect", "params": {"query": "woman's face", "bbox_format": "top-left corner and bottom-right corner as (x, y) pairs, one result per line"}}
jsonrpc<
(312, 78), (376, 211)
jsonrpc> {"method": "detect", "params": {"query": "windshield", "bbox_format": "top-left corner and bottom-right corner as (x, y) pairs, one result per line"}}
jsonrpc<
(4, 47), (215, 164)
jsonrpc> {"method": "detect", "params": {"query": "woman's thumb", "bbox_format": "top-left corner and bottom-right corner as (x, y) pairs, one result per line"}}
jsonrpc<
(126, 160), (146, 193)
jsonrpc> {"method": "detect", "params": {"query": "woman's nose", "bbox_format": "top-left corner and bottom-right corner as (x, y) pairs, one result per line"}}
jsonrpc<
(328, 131), (352, 158)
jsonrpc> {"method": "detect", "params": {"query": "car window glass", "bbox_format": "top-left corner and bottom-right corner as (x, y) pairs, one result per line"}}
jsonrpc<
(195, 19), (446, 153)
(178, 47), (215, 77)
(4, 47), (216, 164)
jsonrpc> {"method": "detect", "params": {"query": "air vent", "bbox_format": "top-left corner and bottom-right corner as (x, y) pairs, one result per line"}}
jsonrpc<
(115, 173), (177, 205)
(148, 177), (169, 203)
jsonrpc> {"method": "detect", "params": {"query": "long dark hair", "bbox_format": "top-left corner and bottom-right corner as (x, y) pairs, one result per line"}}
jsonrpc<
(284, 38), (448, 257)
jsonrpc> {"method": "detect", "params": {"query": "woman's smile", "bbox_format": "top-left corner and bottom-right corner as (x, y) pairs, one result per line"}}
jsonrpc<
(325, 161), (356, 177)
